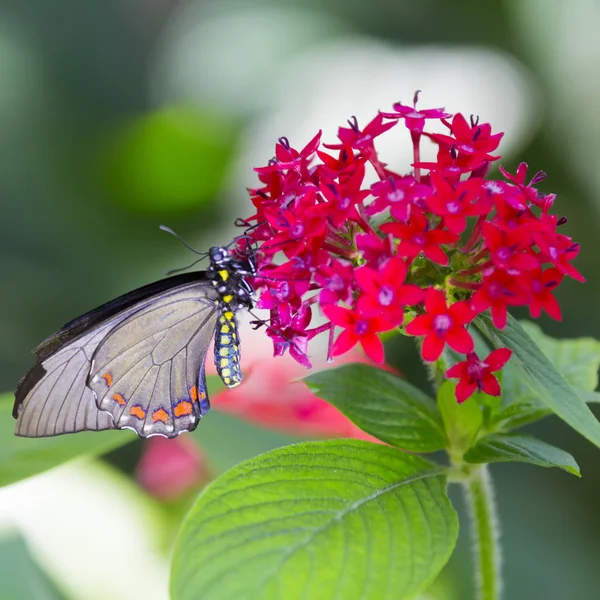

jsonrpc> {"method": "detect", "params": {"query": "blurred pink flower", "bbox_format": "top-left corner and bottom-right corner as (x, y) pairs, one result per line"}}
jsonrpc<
(136, 436), (211, 501)
(209, 322), (389, 441)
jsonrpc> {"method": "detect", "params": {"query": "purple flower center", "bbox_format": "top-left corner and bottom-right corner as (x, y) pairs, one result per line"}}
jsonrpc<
(274, 282), (291, 300)
(413, 234), (426, 246)
(388, 189), (405, 203)
(354, 320), (369, 335)
(466, 360), (484, 379)
(328, 274), (345, 291)
(446, 201), (460, 214)
(433, 314), (452, 337)
(291, 223), (305, 237)
(496, 247), (511, 262)
(378, 286), (394, 306)
(338, 197), (351, 210)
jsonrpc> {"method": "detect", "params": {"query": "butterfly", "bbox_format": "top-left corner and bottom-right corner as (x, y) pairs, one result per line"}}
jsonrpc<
(13, 244), (255, 439)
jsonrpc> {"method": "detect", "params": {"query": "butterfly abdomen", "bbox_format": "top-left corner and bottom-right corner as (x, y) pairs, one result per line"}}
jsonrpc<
(214, 309), (242, 388)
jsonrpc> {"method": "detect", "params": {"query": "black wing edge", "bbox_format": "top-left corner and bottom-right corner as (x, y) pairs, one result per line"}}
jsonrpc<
(14, 270), (211, 419)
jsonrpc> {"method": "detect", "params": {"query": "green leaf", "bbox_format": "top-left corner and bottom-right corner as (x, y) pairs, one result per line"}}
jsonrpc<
(171, 440), (458, 600)
(492, 401), (550, 430)
(475, 314), (600, 450)
(580, 390), (600, 403)
(305, 364), (447, 452)
(437, 381), (482, 456)
(0, 392), (132, 488)
(519, 321), (600, 391)
(492, 320), (600, 428)
(464, 433), (580, 476)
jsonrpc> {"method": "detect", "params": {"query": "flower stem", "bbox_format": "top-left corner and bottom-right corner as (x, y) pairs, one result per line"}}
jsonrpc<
(463, 466), (502, 600)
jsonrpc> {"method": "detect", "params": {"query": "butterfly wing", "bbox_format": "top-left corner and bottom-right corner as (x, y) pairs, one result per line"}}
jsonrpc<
(14, 273), (218, 438)
(14, 323), (121, 437)
(88, 286), (217, 438)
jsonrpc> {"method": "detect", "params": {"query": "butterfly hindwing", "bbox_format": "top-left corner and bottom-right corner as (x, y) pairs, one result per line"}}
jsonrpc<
(88, 286), (218, 438)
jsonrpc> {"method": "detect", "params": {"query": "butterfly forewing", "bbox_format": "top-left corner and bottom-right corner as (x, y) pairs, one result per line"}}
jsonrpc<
(88, 287), (218, 438)
(14, 274), (219, 438)
(15, 321), (125, 437)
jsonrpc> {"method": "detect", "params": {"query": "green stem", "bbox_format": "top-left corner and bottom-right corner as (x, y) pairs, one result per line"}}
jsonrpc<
(463, 465), (502, 600)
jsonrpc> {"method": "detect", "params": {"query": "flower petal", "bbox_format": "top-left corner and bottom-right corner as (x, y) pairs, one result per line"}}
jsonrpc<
(422, 334), (446, 362)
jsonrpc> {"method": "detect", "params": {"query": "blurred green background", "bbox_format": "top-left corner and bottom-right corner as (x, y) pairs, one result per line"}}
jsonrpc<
(1, 0), (599, 598)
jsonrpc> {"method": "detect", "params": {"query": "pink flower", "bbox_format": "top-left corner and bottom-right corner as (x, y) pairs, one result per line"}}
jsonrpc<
(380, 211), (458, 266)
(355, 257), (424, 320)
(136, 437), (210, 501)
(238, 95), (584, 404)
(405, 288), (475, 361)
(209, 321), (383, 440)
(447, 349), (512, 402)
(322, 305), (396, 363)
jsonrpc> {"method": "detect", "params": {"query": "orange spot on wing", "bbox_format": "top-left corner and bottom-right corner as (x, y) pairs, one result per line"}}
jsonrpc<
(152, 408), (169, 423)
(174, 401), (193, 417)
(190, 386), (198, 402)
(199, 391), (206, 400)
(112, 393), (126, 406)
(129, 406), (146, 419)
(102, 372), (113, 387)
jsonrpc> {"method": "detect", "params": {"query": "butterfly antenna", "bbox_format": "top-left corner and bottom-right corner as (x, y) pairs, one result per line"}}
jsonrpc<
(159, 225), (209, 258)
(165, 256), (207, 275)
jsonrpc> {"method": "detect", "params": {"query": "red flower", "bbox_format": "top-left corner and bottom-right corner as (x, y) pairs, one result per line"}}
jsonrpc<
(325, 114), (397, 152)
(534, 230), (586, 283)
(355, 232), (394, 268)
(380, 211), (457, 266)
(470, 268), (529, 329)
(241, 97), (584, 405)
(427, 113), (503, 162)
(405, 288), (475, 361)
(447, 349), (512, 402)
(311, 164), (369, 226)
(482, 221), (540, 271)
(323, 305), (395, 363)
(426, 174), (488, 234)
(355, 257), (424, 320)
(315, 259), (355, 306)
(380, 98), (451, 133)
(366, 175), (432, 221)
(528, 267), (563, 320)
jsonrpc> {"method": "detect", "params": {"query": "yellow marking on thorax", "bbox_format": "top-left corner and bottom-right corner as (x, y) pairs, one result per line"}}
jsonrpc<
(222, 294), (233, 303)
(218, 269), (229, 281)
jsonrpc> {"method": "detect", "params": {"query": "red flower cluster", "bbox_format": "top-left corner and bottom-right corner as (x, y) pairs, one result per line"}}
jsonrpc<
(240, 94), (584, 402)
